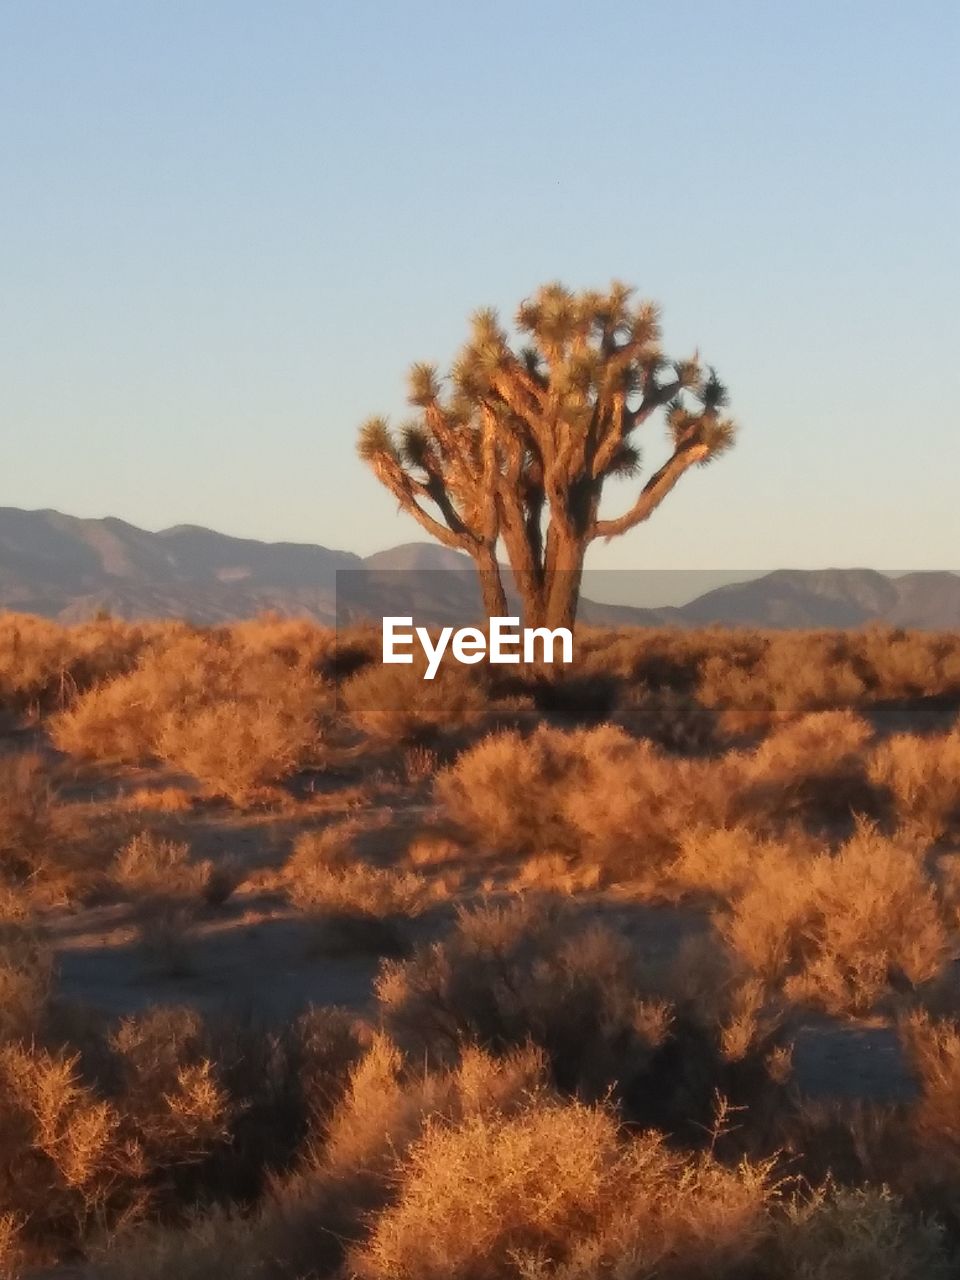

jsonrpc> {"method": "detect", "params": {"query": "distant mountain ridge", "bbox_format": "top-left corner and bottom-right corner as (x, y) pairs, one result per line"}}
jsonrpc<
(1, 507), (958, 629)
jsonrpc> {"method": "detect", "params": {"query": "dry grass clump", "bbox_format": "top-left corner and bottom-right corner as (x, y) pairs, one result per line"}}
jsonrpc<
(51, 630), (331, 802)
(376, 898), (671, 1099)
(719, 824), (949, 1014)
(868, 724), (960, 839)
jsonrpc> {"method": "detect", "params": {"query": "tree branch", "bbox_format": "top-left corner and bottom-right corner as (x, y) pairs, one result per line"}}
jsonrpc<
(589, 379), (682, 479)
(371, 456), (476, 551)
(590, 443), (709, 541)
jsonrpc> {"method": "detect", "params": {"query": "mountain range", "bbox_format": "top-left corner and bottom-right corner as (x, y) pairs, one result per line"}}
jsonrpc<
(1, 507), (958, 630)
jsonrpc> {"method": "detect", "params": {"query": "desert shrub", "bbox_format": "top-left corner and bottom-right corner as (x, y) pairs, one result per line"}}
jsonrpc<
(114, 832), (206, 898)
(0, 752), (55, 882)
(576, 625), (717, 689)
(137, 904), (199, 977)
(79, 1027), (953, 1280)
(113, 1005), (362, 1214)
(0, 1002), (364, 1262)
(435, 725), (581, 855)
(288, 860), (434, 919)
(323, 1034), (546, 1174)
(0, 613), (151, 714)
(90, 1039), (545, 1280)
(231, 615), (337, 670)
(376, 898), (670, 1100)
(738, 710), (879, 831)
(0, 1211), (22, 1280)
(285, 813), (392, 876)
(51, 631), (330, 801)
(614, 685), (720, 754)
(0, 922), (52, 1044)
(900, 1012), (960, 1193)
(857, 627), (960, 701)
(112, 833), (238, 920)
(84, 1167), (952, 1280)
(437, 724), (738, 879)
(869, 725), (960, 839)
(284, 815), (434, 922)
(771, 1182), (951, 1279)
(341, 658), (493, 744)
(313, 623), (381, 681)
(671, 825), (812, 901)
(88, 1207), (261, 1280)
(695, 633), (870, 732)
(350, 1096), (780, 1280)
(0, 1042), (144, 1241)
(106, 1009), (232, 1174)
(759, 634), (870, 719)
(520, 670), (621, 724)
(157, 697), (318, 803)
(0, 752), (97, 903)
(561, 732), (740, 880)
(719, 824), (948, 1013)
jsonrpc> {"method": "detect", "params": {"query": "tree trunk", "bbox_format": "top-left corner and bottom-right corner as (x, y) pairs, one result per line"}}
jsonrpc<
(474, 546), (508, 621)
(544, 534), (586, 632)
(513, 573), (547, 630)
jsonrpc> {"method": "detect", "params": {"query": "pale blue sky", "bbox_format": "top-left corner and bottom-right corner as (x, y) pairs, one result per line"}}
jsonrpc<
(2, 1), (957, 570)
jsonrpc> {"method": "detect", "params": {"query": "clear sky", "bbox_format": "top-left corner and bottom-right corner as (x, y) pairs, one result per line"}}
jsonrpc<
(2, 1), (957, 571)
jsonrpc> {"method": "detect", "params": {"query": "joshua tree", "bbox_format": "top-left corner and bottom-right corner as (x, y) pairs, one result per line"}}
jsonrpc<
(358, 281), (735, 629)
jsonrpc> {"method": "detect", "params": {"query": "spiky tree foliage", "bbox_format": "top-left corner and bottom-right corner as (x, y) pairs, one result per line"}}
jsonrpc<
(358, 281), (735, 629)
